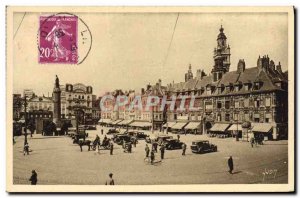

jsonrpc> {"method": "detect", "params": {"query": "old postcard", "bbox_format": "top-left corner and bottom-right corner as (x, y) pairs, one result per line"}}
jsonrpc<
(6, 6), (294, 192)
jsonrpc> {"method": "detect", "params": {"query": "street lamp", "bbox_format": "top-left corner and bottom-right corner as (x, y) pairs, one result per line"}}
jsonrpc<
(17, 95), (28, 145)
(73, 98), (85, 133)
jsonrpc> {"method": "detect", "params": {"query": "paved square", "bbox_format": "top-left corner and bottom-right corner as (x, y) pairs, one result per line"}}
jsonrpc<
(13, 126), (288, 185)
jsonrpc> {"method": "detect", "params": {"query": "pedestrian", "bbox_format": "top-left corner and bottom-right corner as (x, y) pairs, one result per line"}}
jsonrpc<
(177, 134), (180, 140)
(250, 137), (254, 148)
(128, 142), (132, 153)
(105, 173), (115, 185)
(182, 143), (187, 156)
(23, 142), (29, 155)
(160, 144), (165, 160)
(184, 129), (187, 136)
(101, 129), (104, 135)
(153, 142), (158, 153)
(133, 137), (137, 147)
(145, 144), (150, 158)
(110, 142), (114, 155)
(29, 170), (37, 185)
(150, 150), (155, 164)
(228, 156), (234, 174)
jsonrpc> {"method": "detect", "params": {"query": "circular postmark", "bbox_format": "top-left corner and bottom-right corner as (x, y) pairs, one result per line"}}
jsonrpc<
(37, 12), (92, 65)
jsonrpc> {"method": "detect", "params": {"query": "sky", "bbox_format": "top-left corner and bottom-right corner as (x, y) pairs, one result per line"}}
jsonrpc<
(13, 12), (288, 97)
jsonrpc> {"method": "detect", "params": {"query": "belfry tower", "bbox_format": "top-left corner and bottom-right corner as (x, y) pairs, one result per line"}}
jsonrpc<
(53, 75), (61, 126)
(211, 25), (231, 81)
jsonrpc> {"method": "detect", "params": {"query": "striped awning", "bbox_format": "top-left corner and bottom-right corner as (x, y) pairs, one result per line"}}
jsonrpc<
(111, 119), (123, 125)
(228, 124), (242, 131)
(117, 119), (134, 125)
(171, 122), (188, 130)
(98, 119), (112, 124)
(184, 122), (201, 130)
(129, 121), (152, 127)
(251, 123), (273, 133)
(163, 122), (176, 128)
(209, 123), (230, 132)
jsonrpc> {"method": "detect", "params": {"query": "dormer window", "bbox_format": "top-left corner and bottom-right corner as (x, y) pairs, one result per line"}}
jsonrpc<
(235, 85), (239, 92)
(253, 82), (262, 90)
(226, 86), (231, 92)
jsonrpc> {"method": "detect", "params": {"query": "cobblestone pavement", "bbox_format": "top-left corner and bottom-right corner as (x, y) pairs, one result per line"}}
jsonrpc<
(13, 126), (288, 185)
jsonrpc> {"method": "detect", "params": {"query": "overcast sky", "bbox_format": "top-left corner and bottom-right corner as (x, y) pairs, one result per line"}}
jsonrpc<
(13, 12), (288, 97)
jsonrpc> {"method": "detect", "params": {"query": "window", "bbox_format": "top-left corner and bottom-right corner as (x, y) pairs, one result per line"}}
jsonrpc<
(265, 97), (271, 107)
(234, 113), (239, 121)
(225, 101), (230, 109)
(265, 113), (272, 122)
(205, 101), (213, 110)
(254, 100), (260, 108)
(244, 113), (250, 121)
(245, 84), (249, 91)
(235, 86), (239, 92)
(217, 101), (222, 109)
(225, 114), (230, 121)
(234, 101), (239, 108)
(254, 114), (260, 122)
(217, 114), (221, 121)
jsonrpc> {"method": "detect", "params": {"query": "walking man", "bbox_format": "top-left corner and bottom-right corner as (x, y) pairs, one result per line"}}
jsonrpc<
(160, 144), (165, 160)
(24, 142), (29, 155)
(105, 173), (115, 185)
(110, 142), (114, 155)
(29, 170), (37, 185)
(182, 143), (187, 156)
(145, 144), (150, 158)
(228, 156), (234, 174)
(101, 129), (104, 135)
(177, 134), (180, 141)
(150, 150), (155, 164)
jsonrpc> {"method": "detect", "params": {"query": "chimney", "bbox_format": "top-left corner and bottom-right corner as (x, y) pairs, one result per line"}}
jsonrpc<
(276, 62), (282, 73)
(269, 60), (275, 71)
(196, 69), (207, 80)
(237, 59), (245, 73)
(147, 84), (151, 90)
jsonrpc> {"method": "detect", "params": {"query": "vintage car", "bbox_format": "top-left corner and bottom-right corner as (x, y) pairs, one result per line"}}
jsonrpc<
(113, 134), (134, 145)
(84, 125), (97, 130)
(107, 128), (120, 135)
(125, 131), (149, 139)
(146, 135), (173, 145)
(156, 135), (173, 145)
(164, 139), (183, 150)
(190, 140), (217, 154)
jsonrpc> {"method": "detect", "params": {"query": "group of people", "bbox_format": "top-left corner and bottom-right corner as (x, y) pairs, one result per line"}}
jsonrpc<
(93, 135), (114, 155)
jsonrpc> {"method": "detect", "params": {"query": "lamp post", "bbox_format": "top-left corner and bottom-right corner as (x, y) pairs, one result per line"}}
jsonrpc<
(73, 98), (85, 134)
(22, 96), (28, 145)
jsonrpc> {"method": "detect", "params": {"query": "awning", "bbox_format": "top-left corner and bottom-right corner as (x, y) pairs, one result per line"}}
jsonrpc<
(209, 123), (230, 132)
(163, 122), (176, 128)
(184, 122), (201, 130)
(117, 119), (134, 125)
(251, 123), (273, 133)
(129, 121), (152, 127)
(111, 119), (123, 125)
(98, 119), (112, 124)
(228, 124), (242, 131)
(171, 122), (188, 130)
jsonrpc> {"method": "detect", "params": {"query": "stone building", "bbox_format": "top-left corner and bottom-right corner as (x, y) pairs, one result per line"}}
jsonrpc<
(65, 83), (93, 123)
(164, 26), (288, 140)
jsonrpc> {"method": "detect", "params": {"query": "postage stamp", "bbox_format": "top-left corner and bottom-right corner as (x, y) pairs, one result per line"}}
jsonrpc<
(39, 15), (78, 64)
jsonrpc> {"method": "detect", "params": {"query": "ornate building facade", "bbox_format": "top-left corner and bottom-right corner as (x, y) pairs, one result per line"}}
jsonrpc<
(165, 26), (288, 140)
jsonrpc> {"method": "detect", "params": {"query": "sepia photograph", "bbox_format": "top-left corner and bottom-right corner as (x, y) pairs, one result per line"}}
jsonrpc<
(6, 6), (294, 192)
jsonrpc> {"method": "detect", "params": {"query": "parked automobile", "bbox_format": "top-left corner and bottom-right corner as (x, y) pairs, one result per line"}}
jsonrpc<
(113, 134), (134, 145)
(107, 128), (120, 135)
(84, 125), (97, 130)
(125, 131), (149, 139)
(155, 135), (173, 145)
(190, 140), (217, 154)
(164, 139), (183, 150)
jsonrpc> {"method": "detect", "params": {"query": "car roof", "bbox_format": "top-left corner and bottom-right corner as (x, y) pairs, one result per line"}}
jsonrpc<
(193, 140), (209, 143)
